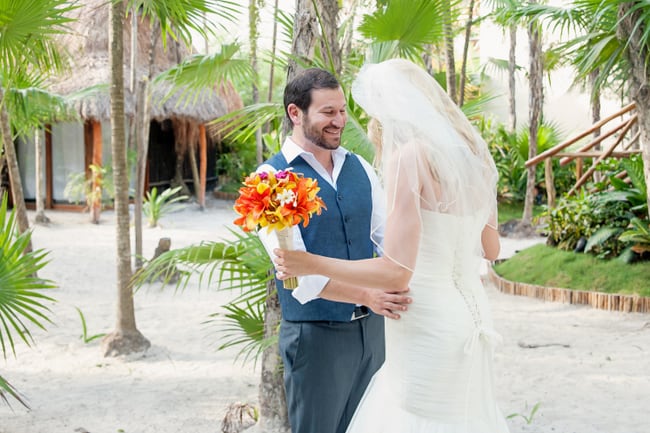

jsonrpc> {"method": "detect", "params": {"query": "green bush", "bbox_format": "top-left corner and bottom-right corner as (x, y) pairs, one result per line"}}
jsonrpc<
(543, 190), (633, 256)
(478, 118), (575, 203)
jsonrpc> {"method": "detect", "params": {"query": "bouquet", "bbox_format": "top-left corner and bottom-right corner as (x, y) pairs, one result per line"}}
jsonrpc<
(233, 168), (326, 288)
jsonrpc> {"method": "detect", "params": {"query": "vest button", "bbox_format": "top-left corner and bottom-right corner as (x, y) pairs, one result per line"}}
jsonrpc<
(337, 194), (343, 200)
(344, 216), (350, 222)
(347, 239), (353, 245)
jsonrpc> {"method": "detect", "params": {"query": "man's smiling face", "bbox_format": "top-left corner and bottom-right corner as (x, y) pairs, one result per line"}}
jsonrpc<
(300, 87), (347, 151)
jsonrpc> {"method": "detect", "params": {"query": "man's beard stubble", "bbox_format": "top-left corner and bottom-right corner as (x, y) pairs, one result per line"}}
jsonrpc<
(303, 116), (340, 151)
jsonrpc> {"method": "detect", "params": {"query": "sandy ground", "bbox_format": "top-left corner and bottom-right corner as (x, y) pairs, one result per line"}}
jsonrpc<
(1, 197), (648, 433)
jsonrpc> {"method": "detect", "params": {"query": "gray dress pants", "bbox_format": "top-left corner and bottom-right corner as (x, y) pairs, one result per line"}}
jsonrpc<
(279, 313), (385, 433)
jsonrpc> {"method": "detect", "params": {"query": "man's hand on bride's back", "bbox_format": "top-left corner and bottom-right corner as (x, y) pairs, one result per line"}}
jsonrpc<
(365, 288), (411, 320)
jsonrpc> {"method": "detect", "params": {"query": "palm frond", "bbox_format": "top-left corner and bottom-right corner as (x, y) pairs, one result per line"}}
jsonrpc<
(5, 73), (76, 136)
(0, 373), (28, 409)
(133, 228), (273, 292)
(0, 192), (56, 361)
(133, 228), (274, 364)
(208, 102), (284, 143)
(127, 0), (241, 46)
(154, 42), (255, 106)
(0, 0), (76, 78)
(619, 218), (650, 246)
(207, 300), (267, 365)
(358, 0), (451, 52)
(620, 157), (647, 198)
(584, 226), (623, 253)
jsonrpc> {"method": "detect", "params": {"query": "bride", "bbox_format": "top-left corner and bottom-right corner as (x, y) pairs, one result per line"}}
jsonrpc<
(274, 58), (510, 433)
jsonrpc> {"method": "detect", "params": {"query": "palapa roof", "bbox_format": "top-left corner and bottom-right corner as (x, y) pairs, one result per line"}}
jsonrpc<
(50, 0), (242, 124)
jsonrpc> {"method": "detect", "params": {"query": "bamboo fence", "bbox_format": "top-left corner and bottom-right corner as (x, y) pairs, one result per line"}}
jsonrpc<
(487, 264), (650, 314)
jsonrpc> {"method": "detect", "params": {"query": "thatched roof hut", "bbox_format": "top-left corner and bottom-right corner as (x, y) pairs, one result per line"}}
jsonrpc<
(50, 0), (242, 122)
(33, 0), (244, 209)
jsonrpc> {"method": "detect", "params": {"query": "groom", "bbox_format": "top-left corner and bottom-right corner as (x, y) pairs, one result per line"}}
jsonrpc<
(259, 68), (409, 433)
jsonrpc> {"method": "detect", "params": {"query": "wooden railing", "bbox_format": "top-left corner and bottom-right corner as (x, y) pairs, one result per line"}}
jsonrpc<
(524, 102), (642, 205)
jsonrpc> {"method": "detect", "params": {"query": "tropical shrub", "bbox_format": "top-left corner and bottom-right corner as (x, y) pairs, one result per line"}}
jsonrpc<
(619, 218), (650, 258)
(583, 156), (649, 261)
(542, 191), (596, 251)
(143, 186), (188, 227)
(478, 118), (575, 204)
(63, 163), (115, 216)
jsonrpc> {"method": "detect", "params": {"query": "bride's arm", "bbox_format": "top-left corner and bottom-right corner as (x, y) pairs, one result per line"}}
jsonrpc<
(274, 151), (420, 291)
(481, 209), (500, 261)
(275, 251), (412, 291)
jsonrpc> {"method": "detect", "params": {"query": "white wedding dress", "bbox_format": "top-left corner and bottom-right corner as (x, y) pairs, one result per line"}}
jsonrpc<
(346, 211), (510, 433)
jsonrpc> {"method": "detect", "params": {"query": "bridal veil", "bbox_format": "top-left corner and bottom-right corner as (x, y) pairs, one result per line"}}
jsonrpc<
(351, 58), (499, 270)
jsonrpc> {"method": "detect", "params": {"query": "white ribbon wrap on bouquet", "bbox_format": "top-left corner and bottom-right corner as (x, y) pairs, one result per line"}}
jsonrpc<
(276, 228), (298, 289)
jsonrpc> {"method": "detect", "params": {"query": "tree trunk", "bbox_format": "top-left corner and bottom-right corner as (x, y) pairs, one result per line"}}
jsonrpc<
(339, 0), (358, 77)
(589, 69), (603, 183)
(508, 24), (517, 132)
(34, 128), (49, 224)
(0, 86), (32, 253)
(171, 118), (191, 197)
(617, 2), (650, 219)
(522, 5), (543, 226)
(443, 3), (457, 103)
(134, 18), (158, 271)
(134, 78), (150, 271)
(187, 123), (201, 205)
(246, 278), (290, 433)
(458, 0), (475, 107)
(286, 0), (318, 82)
(251, 1), (342, 430)
(250, 0), (264, 164)
(102, 0), (150, 357)
(266, 0), (280, 133)
(285, 0), (341, 136)
(318, 0), (342, 75)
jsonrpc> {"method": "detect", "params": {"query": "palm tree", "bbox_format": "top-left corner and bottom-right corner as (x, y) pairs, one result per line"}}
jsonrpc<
(0, 0), (74, 250)
(458, 0), (477, 107)
(485, 0), (528, 132)
(522, 0), (544, 226)
(250, 0), (264, 165)
(516, 1), (650, 218)
(101, 0), (243, 357)
(0, 193), (56, 407)
(617, 2), (650, 218)
(3, 75), (72, 225)
(101, 0), (151, 357)
(442, 1), (459, 102)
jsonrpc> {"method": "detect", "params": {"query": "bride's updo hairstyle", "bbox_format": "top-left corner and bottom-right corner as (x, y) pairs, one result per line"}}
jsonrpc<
(352, 59), (498, 268)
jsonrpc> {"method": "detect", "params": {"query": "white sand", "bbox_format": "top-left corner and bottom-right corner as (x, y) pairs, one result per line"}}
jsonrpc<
(1, 198), (648, 433)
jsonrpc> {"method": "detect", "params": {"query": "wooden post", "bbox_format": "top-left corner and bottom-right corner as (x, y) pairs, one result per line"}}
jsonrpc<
(90, 120), (103, 223)
(544, 158), (556, 208)
(575, 158), (583, 183)
(45, 125), (53, 209)
(199, 124), (207, 209)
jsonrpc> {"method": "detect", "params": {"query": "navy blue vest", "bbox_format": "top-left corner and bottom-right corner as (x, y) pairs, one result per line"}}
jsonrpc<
(266, 151), (374, 321)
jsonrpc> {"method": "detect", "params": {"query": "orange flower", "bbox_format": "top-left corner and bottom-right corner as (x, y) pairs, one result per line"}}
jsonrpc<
(233, 169), (326, 233)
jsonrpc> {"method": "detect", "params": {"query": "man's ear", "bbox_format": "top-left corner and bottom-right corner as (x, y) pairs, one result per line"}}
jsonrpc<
(287, 103), (302, 126)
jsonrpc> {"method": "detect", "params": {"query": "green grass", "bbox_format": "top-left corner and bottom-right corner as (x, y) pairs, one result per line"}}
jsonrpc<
(497, 201), (544, 225)
(494, 244), (650, 297)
